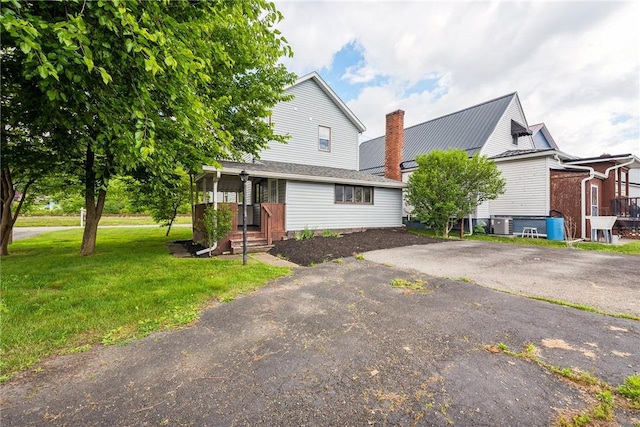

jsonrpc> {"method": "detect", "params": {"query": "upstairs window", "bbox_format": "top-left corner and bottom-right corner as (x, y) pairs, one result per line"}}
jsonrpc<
(319, 125), (331, 152)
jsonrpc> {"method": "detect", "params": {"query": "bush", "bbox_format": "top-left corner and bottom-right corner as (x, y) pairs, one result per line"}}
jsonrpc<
(197, 205), (234, 256)
(295, 226), (315, 241)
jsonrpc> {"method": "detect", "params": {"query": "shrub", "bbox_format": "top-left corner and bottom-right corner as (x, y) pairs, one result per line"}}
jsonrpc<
(295, 226), (315, 241)
(197, 205), (233, 256)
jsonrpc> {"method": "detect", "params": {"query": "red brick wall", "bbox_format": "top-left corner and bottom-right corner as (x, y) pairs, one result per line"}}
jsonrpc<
(550, 170), (586, 238)
(384, 110), (404, 181)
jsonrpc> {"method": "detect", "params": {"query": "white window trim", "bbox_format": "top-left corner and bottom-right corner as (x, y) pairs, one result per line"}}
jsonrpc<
(318, 125), (331, 152)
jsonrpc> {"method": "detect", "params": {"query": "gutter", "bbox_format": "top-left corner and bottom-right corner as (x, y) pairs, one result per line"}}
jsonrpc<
(554, 155), (599, 240)
(201, 165), (406, 189)
(555, 155), (635, 240)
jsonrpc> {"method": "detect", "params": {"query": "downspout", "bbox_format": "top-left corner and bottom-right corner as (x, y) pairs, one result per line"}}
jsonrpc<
(196, 171), (220, 256)
(554, 155), (594, 240)
(602, 157), (636, 219)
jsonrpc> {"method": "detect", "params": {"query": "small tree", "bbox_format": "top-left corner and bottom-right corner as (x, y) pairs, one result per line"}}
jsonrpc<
(130, 170), (191, 236)
(197, 205), (234, 257)
(406, 149), (506, 238)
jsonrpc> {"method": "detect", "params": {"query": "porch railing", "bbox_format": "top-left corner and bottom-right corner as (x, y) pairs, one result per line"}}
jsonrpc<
(261, 204), (273, 245)
(605, 196), (640, 218)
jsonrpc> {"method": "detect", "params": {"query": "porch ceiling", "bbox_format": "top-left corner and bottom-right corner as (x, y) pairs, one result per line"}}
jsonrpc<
(217, 175), (243, 193)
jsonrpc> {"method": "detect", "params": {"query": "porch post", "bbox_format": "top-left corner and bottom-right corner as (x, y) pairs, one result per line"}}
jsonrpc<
(240, 170), (249, 266)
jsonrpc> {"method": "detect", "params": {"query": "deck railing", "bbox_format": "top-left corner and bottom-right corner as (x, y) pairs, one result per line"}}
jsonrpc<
(605, 196), (640, 218)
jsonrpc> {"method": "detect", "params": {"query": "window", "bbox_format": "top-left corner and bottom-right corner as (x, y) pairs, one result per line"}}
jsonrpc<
(335, 185), (373, 204)
(591, 185), (598, 216)
(318, 126), (331, 152)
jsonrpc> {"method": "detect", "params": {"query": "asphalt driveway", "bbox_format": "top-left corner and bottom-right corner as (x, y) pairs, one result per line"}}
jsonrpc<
(364, 240), (640, 317)
(2, 243), (639, 426)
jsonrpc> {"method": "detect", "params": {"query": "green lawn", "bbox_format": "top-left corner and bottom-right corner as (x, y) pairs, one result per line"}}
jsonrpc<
(0, 227), (290, 381)
(15, 214), (192, 227)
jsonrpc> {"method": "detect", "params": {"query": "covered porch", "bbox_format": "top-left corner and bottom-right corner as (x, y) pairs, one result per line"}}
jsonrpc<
(605, 196), (640, 239)
(193, 167), (286, 255)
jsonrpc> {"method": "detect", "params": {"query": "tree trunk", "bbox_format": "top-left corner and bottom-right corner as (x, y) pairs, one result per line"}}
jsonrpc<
(79, 143), (107, 256)
(0, 166), (33, 256)
(166, 217), (174, 237)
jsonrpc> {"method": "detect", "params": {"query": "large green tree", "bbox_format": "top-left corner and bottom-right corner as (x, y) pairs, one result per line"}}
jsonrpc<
(1, 0), (295, 255)
(406, 149), (506, 238)
(0, 44), (68, 255)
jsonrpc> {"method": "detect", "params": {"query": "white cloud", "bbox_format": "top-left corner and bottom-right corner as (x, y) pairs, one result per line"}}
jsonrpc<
(275, 0), (640, 157)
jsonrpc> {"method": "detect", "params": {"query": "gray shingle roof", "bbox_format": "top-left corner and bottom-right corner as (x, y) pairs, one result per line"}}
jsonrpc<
(215, 160), (405, 188)
(359, 93), (517, 173)
(491, 148), (555, 159)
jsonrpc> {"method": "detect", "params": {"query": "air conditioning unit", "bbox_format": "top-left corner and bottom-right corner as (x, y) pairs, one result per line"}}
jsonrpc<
(491, 217), (511, 235)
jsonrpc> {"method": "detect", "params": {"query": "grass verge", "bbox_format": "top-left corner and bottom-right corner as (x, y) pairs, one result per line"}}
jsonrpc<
(489, 343), (639, 425)
(409, 229), (640, 255)
(0, 227), (290, 381)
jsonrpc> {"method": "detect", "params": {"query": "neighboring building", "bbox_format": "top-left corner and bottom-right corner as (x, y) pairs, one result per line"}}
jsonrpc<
(629, 169), (640, 198)
(492, 151), (640, 239)
(359, 93), (640, 240)
(193, 72), (405, 254)
(552, 154), (640, 239)
(359, 92), (540, 231)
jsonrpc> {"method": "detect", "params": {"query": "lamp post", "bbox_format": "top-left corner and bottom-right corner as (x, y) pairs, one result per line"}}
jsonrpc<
(239, 170), (249, 265)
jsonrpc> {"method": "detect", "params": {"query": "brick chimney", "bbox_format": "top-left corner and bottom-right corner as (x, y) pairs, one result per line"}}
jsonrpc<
(384, 110), (404, 181)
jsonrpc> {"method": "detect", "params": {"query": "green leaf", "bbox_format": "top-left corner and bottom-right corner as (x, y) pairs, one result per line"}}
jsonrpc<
(46, 89), (58, 101)
(83, 56), (94, 72)
(19, 41), (31, 54)
(98, 67), (112, 84)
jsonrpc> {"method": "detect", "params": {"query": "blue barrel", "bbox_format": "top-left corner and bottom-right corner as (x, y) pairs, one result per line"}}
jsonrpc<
(546, 217), (565, 241)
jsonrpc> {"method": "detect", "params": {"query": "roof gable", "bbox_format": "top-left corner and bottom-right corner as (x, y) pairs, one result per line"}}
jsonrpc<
(291, 72), (366, 133)
(529, 123), (559, 149)
(359, 92), (518, 172)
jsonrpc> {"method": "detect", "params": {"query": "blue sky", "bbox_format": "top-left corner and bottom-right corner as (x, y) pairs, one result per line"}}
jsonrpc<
(275, 1), (640, 157)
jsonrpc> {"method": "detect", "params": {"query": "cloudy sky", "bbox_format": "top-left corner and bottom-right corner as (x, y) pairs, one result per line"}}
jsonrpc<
(274, 0), (639, 158)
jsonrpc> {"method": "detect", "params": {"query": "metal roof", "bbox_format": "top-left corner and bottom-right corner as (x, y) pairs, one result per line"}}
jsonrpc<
(201, 159), (406, 188)
(359, 93), (517, 173)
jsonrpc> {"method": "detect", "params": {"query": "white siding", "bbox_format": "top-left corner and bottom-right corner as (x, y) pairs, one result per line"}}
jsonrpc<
(490, 157), (550, 216)
(285, 181), (402, 230)
(401, 170), (413, 216)
(481, 97), (535, 158)
(630, 169), (640, 198)
(258, 80), (360, 170)
(476, 200), (490, 219)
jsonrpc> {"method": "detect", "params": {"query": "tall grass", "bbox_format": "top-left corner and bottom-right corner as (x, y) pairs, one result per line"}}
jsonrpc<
(0, 227), (290, 381)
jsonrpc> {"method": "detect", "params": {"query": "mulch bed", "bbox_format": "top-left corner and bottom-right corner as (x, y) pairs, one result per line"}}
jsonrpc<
(268, 227), (446, 266)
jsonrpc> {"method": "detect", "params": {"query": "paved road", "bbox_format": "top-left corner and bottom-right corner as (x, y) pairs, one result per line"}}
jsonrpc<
(11, 226), (81, 241)
(365, 240), (640, 317)
(2, 251), (639, 426)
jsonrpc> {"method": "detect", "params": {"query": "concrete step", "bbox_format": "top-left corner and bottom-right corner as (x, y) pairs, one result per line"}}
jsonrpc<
(230, 238), (268, 247)
(230, 244), (274, 254)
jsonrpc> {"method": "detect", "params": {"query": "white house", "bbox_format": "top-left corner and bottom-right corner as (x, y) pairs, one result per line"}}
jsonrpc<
(193, 72), (405, 254)
(359, 93), (542, 233)
(359, 93), (640, 239)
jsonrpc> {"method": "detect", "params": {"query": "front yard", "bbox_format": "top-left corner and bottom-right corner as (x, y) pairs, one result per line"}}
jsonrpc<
(0, 227), (290, 381)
